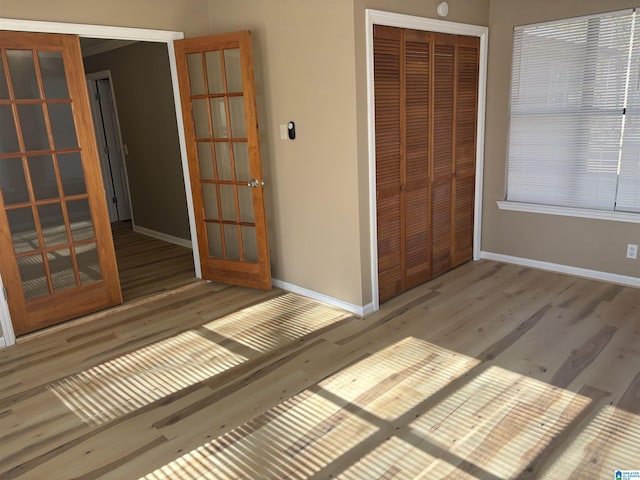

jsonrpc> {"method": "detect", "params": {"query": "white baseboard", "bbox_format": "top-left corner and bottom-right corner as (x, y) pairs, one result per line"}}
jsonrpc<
(480, 251), (640, 288)
(0, 337), (6, 348)
(133, 225), (192, 249)
(272, 278), (373, 317)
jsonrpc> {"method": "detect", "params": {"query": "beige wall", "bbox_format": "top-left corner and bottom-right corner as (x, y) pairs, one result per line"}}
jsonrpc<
(206, 0), (489, 307)
(0, 0), (210, 36)
(208, 0), (364, 305)
(353, 0), (490, 304)
(484, 0), (640, 279)
(84, 43), (190, 240)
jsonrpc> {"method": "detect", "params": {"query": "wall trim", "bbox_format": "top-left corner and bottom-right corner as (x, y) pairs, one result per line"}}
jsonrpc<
(0, 337), (6, 349)
(480, 251), (640, 288)
(0, 18), (183, 40)
(133, 225), (192, 249)
(365, 9), (489, 312)
(272, 278), (373, 317)
(497, 200), (640, 224)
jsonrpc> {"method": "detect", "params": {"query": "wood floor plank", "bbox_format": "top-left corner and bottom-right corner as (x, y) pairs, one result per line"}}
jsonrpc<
(2, 259), (640, 479)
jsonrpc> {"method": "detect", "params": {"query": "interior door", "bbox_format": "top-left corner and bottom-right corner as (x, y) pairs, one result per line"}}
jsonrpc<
(174, 31), (271, 290)
(88, 78), (131, 222)
(0, 31), (122, 335)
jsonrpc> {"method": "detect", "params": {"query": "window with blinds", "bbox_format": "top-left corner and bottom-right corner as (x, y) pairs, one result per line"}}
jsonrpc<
(506, 8), (640, 213)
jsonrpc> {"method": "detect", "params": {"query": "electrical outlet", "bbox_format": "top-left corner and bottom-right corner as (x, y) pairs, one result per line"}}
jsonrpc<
(627, 243), (638, 259)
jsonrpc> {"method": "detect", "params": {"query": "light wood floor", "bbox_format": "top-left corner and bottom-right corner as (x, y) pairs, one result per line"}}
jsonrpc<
(112, 221), (196, 301)
(1, 260), (639, 479)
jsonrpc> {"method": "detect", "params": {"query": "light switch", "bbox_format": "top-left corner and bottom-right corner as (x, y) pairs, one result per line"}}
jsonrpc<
(279, 124), (288, 140)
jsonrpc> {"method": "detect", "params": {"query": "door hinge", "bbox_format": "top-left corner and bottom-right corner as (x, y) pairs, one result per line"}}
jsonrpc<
(104, 146), (110, 155)
(95, 91), (101, 102)
(112, 196), (118, 204)
(2, 287), (7, 302)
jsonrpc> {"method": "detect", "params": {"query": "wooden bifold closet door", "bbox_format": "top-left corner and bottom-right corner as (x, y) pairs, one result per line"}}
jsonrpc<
(374, 25), (479, 303)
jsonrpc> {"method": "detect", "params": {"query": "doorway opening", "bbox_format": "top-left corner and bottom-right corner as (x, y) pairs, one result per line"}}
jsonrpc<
(80, 39), (198, 303)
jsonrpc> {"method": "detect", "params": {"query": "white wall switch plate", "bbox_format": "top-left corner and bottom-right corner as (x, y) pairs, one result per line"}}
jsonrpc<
(627, 243), (638, 259)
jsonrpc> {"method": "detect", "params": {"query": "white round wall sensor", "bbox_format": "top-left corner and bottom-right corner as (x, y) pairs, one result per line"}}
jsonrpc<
(437, 2), (449, 17)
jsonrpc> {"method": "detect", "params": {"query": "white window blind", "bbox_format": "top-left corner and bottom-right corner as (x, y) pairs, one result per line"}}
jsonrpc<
(507, 9), (640, 213)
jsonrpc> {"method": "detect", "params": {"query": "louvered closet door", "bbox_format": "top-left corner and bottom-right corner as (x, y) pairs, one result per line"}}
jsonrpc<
(374, 25), (403, 302)
(431, 33), (455, 277)
(453, 35), (480, 266)
(374, 26), (479, 303)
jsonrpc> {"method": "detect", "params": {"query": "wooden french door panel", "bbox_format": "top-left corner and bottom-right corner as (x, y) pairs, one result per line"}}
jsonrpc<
(0, 31), (122, 335)
(374, 27), (479, 303)
(174, 31), (271, 290)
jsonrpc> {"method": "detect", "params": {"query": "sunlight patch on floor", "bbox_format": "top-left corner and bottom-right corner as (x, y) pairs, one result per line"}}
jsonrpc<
(342, 365), (591, 479)
(47, 293), (350, 425)
(540, 404), (640, 478)
(200, 293), (352, 353)
(138, 337), (600, 480)
(139, 337), (480, 479)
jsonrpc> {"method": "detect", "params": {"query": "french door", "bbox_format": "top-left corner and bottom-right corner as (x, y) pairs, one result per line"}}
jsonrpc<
(174, 31), (271, 290)
(0, 32), (121, 335)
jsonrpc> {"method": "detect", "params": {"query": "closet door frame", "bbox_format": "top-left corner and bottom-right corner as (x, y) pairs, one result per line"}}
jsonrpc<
(366, 9), (488, 311)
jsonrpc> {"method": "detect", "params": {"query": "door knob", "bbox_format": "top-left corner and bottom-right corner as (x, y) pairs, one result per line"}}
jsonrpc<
(248, 179), (264, 188)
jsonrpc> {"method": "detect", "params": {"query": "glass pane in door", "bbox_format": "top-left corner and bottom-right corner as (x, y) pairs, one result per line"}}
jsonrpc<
(0, 59), (8, 98)
(38, 203), (67, 247)
(17, 104), (49, 151)
(205, 51), (224, 94)
(7, 207), (39, 254)
(206, 222), (223, 258)
(17, 254), (47, 300)
(28, 155), (60, 200)
(223, 224), (240, 260)
(214, 142), (232, 180)
(48, 248), (75, 292)
(224, 49), (243, 92)
(58, 152), (86, 196)
(241, 226), (258, 262)
(6, 50), (39, 99)
(186, 54), (205, 96)
(38, 51), (69, 99)
(0, 105), (19, 152)
(233, 143), (251, 180)
(197, 142), (214, 180)
(0, 158), (29, 205)
(228, 97), (246, 138)
(76, 242), (102, 286)
(49, 103), (78, 149)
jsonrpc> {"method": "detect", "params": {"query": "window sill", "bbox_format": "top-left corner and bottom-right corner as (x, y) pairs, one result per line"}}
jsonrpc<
(496, 201), (640, 224)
